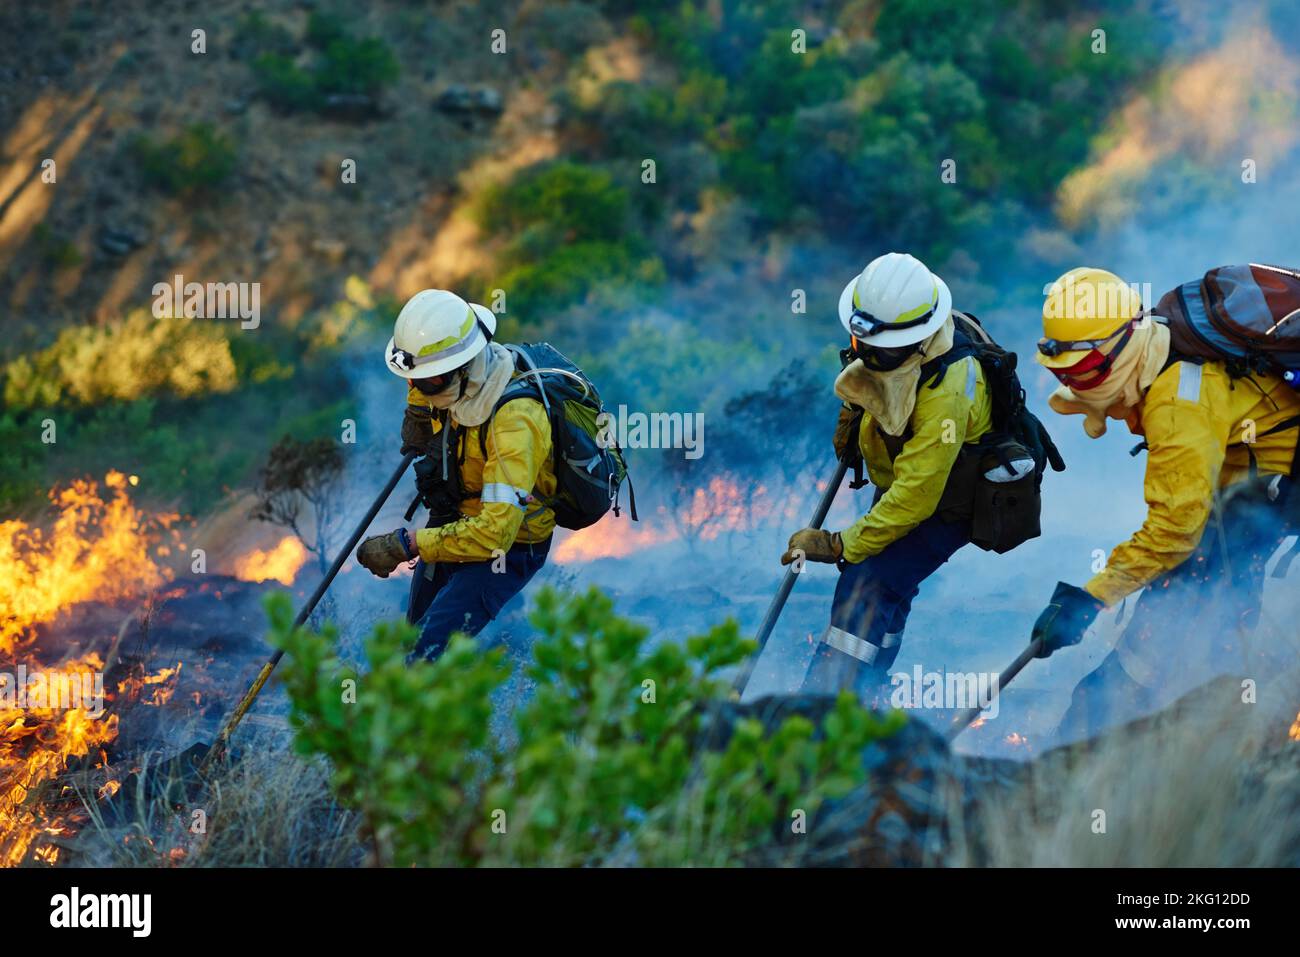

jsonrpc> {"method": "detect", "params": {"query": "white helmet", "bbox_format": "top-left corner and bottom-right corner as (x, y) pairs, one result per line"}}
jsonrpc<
(837, 252), (952, 348)
(384, 289), (497, 379)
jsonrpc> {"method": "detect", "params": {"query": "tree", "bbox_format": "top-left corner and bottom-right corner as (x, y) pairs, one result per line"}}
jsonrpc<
(248, 436), (345, 574)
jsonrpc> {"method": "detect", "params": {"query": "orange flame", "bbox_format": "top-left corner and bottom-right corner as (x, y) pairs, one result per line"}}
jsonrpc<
(553, 476), (808, 564)
(1289, 710), (1300, 742)
(233, 536), (308, 585)
(0, 471), (169, 655)
(0, 472), (173, 866)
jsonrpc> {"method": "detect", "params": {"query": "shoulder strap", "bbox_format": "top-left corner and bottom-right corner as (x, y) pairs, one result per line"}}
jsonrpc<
(917, 311), (985, 390)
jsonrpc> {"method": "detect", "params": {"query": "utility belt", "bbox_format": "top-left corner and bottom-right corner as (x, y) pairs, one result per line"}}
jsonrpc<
(880, 426), (1042, 554)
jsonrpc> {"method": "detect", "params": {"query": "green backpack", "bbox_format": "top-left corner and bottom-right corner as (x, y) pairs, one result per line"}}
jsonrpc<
(480, 342), (637, 530)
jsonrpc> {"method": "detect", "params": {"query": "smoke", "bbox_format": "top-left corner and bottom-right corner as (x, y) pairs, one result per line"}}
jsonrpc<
(314, 11), (1300, 760)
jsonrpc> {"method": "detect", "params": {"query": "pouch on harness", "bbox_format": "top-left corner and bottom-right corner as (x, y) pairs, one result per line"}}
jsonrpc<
(479, 342), (637, 530)
(842, 311), (1066, 554)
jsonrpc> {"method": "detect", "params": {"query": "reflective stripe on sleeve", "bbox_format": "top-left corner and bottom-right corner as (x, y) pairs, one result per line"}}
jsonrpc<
(480, 482), (530, 510)
(1176, 362), (1203, 403)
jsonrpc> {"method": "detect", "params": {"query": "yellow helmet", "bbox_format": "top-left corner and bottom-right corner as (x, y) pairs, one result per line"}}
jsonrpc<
(1036, 267), (1143, 368)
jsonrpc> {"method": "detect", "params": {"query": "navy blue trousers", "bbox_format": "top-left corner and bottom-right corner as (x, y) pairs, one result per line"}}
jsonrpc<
(802, 511), (971, 704)
(1055, 483), (1294, 741)
(405, 538), (550, 663)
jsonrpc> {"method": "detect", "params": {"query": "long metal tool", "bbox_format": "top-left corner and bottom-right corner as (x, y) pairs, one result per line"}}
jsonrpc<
(732, 458), (850, 697)
(944, 636), (1044, 742)
(203, 451), (417, 767)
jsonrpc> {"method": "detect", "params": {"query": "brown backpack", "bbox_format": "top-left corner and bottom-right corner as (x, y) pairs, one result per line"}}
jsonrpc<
(1158, 263), (1300, 377)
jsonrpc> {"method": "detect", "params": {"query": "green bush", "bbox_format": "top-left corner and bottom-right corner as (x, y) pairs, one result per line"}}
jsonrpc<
(232, 11), (297, 61)
(32, 223), (82, 268)
(315, 37), (398, 96)
(271, 586), (901, 866)
(476, 162), (665, 318)
(131, 123), (237, 196)
(250, 15), (399, 113)
(252, 54), (320, 112)
(2, 311), (238, 410)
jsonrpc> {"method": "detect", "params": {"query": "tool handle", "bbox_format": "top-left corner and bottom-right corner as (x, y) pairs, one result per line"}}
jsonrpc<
(944, 637), (1044, 742)
(207, 451), (418, 762)
(732, 458), (850, 695)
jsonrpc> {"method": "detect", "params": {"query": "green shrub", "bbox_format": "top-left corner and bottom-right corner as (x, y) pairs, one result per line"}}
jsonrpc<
(249, 15), (399, 113)
(232, 11), (297, 61)
(0, 412), (46, 511)
(32, 223), (82, 268)
(252, 54), (320, 112)
(2, 311), (238, 410)
(315, 37), (400, 97)
(131, 123), (237, 196)
(476, 163), (665, 318)
(271, 586), (901, 866)
(305, 11), (348, 50)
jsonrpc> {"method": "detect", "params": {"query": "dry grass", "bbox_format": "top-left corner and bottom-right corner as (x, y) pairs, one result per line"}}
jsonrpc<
(957, 675), (1300, 867)
(72, 731), (365, 868)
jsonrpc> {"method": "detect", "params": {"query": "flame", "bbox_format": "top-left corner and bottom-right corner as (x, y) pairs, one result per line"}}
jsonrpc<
(554, 476), (808, 563)
(0, 473), (173, 866)
(233, 536), (308, 585)
(116, 663), (182, 708)
(0, 471), (169, 654)
(554, 520), (674, 563)
(1289, 710), (1300, 742)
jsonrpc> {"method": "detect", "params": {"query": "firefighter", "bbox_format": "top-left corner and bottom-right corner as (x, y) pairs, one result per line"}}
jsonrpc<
(784, 252), (996, 705)
(1030, 267), (1300, 738)
(355, 289), (555, 662)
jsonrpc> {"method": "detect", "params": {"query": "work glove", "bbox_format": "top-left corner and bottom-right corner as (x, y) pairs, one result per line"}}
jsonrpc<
(400, 405), (435, 456)
(833, 404), (863, 462)
(781, 528), (843, 566)
(356, 529), (415, 579)
(1031, 581), (1105, 658)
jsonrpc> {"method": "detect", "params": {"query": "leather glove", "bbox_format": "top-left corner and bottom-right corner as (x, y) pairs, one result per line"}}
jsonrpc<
(400, 405), (435, 456)
(1032, 581), (1105, 658)
(781, 528), (843, 566)
(833, 404), (863, 462)
(357, 529), (415, 579)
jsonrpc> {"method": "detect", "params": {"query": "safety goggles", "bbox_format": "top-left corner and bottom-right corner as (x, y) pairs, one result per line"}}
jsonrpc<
(1039, 322), (1135, 391)
(411, 366), (465, 394)
(850, 337), (918, 371)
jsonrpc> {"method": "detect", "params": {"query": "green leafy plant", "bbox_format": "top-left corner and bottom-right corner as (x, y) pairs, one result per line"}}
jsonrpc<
(131, 123), (237, 196)
(2, 311), (238, 410)
(250, 13), (399, 113)
(475, 162), (665, 319)
(270, 586), (902, 866)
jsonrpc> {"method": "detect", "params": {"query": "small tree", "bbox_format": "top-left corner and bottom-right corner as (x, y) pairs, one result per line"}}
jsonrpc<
(249, 436), (345, 574)
(270, 586), (903, 866)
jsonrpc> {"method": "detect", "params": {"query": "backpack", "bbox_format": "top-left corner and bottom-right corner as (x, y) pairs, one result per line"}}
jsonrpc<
(922, 312), (1067, 480)
(1158, 263), (1300, 378)
(480, 342), (636, 530)
(841, 311), (1065, 554)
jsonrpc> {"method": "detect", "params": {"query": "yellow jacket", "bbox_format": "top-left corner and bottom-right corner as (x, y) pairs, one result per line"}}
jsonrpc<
(407, 385), (557, 563)
(839, 356), (993, 563)
(1085, 361), (1300, 606)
